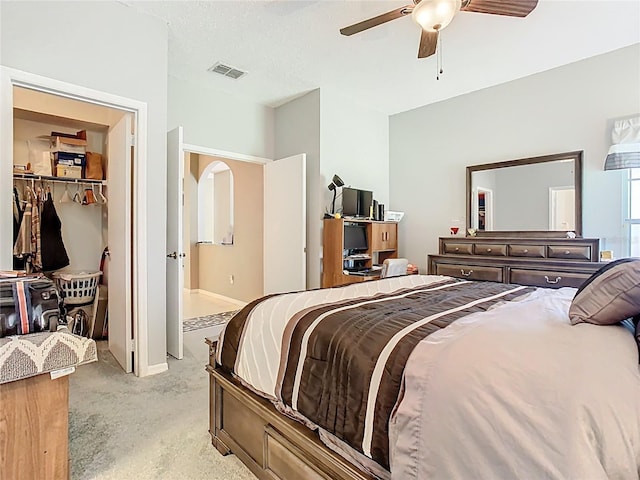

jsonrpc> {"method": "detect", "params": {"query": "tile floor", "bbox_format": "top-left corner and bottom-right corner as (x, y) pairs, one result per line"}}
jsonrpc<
(182, 290), (246, 342)
(182, 290), (243, 320)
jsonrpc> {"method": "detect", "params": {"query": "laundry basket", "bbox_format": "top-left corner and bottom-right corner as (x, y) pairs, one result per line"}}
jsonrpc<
(52, 271), (102, 306)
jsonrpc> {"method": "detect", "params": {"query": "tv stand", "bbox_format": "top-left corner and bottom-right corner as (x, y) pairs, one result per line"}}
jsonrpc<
(322, 218), (398, 288)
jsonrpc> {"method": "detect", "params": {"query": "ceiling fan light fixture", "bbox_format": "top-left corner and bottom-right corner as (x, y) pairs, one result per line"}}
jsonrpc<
(412, 0), (461, 32)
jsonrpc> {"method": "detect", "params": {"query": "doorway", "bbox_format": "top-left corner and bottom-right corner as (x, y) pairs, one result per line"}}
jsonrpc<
(182, 152), (244, 338)
(549, 186), (576, 231)
(165, 130), (307, 360)
(472, 187), (494, 231)
(1, 67), (151, 376)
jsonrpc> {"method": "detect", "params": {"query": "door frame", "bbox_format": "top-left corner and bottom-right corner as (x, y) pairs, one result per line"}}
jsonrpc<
(0, 66), (151, 376)
(169, 142), (269, 357)
(183, 143), (270, 166)
(548, 185), (575, 231)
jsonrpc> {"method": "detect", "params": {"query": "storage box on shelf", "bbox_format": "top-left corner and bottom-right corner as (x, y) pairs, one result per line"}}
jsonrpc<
(50, 131), (87, 178)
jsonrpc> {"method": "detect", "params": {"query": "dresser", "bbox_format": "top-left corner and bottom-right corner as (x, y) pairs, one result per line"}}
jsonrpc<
(428, 236), (603, 288)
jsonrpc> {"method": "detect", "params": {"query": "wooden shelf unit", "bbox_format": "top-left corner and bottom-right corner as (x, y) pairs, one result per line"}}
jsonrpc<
(322, 217), (398, 288)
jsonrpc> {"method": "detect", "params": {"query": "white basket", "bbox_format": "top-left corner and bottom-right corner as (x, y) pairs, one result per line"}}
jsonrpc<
(53, 271), (101, 306)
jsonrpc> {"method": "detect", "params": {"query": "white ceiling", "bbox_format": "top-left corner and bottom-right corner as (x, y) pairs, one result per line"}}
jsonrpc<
(126, 0), (640, 115)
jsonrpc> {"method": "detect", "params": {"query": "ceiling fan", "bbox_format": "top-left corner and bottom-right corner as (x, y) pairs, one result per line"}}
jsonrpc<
(340, 0), (538, 59)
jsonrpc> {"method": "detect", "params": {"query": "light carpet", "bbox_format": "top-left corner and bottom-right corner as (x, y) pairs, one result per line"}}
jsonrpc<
(183, 310), (239, 332)
(69, 329), (256, 480)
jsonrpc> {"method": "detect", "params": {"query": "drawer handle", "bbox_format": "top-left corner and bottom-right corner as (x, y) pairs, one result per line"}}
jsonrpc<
(460, 269), (473, 277)
(454, 247), (459, 252)
(544, 275), (562, 284)
(523, 249), (529, 254)
(564, 250), (571, 255)
(486, 248), (492, 253)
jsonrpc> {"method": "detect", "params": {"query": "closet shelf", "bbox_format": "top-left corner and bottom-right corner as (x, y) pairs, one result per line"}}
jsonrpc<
(13, 173), (106, 186)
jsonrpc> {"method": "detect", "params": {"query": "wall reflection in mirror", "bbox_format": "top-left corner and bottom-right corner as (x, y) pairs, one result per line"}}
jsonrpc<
(467, 151), (582, 236)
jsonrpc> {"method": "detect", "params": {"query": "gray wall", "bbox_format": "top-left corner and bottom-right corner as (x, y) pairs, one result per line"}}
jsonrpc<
(1, 0), (169, 368)
(169, 76), (274, 159)
(489, 160), (575, 230)
(275, 89), (390, 288)
(390, 44), (640, 271)
(320, 89), (390, 209)
(275, 90), (322, 289)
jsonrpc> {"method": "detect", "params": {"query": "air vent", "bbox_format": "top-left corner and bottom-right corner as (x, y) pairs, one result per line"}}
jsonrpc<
(207, 62), (247, 80)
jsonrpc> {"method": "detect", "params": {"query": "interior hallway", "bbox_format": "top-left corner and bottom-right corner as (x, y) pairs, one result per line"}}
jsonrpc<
(183, 290), (244, 320)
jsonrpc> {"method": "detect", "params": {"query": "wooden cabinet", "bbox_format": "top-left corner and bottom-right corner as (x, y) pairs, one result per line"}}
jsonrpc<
(0, 374), (70, 480)
(370, 223), (397, 252)
(429, 237), (603, 288)
(322, 218), (399, 288)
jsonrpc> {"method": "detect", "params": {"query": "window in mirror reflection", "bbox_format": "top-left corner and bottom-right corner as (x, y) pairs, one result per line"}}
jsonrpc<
(198, 161), (234, 245)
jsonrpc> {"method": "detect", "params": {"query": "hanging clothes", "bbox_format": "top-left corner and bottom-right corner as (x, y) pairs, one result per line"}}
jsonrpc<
(12, 187), (25, 270)
(40, 192), (69, 272)
(13, 190), (33, 268)
(31, 187), (42, 271)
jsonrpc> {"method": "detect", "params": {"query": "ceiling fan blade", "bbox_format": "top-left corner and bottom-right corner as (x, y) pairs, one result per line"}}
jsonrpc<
(340, 6), (412, 36)
(461, 0), (538, 17)
(418, 30), (438, 59)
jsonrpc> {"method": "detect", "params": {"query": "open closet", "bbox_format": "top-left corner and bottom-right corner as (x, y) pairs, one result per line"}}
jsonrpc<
(5, 86), (135, 373)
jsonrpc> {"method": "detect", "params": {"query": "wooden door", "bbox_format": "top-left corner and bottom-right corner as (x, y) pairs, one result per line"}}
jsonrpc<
(385, 223), (398, 250)
(370, 223), (385, 251)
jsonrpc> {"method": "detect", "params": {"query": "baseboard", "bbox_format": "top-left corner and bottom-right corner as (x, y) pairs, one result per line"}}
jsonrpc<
(194, 289), (247, 308)
(143, 362), (169, 377)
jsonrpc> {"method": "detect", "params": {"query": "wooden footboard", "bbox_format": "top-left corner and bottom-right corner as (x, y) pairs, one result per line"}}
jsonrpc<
(206, 338), (376, 480)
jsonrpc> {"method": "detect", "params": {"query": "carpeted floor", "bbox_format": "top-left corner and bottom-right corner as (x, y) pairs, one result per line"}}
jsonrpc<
(69, 328), (256, 480)
(183, 310), (239, 332)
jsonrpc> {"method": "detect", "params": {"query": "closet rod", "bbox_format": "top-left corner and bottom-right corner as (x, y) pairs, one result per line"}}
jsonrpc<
(13, 173), (106, 186)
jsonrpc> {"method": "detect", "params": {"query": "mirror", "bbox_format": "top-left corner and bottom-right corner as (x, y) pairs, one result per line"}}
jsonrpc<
(466, 151), (582, 237)
(198, 161), (234, 245)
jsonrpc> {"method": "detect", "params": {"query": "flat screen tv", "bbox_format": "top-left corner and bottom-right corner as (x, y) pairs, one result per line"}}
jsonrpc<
(342, 187), (373, 218)
(343, 223), (368, 251)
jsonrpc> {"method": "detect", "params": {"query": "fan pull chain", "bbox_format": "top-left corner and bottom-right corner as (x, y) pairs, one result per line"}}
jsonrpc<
(436, 30), (444, 80)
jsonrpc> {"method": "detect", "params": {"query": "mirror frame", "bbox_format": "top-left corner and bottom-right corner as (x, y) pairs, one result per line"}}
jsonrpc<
(466, 150), (583, 238)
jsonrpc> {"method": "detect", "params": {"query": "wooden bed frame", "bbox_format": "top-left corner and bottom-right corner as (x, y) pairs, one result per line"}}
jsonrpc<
(206, 338), (377, 480)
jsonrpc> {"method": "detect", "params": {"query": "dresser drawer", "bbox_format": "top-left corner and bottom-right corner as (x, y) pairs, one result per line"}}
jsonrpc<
(509, 269), (591, 289)
(436, 264), (503, 282)
(473, 244), (507, 256)
(508, 244), (546, 258)
(547, 245), (591, 261)
(443, 242), (473, 255)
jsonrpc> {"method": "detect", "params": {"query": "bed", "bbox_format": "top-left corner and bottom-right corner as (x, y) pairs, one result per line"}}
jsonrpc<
(206, 273), (640, 480)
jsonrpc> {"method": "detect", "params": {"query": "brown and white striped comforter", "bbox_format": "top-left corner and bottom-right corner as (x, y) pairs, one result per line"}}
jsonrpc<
(218, 275), (534, 474)
(219, 275), (640, 479)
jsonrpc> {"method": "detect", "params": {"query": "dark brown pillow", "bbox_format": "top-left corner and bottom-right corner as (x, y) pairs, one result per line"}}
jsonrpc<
(569, 258), (640, 325)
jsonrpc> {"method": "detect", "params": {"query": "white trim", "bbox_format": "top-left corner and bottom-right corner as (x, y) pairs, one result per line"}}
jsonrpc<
(193, 289), (247, 308)
(1, 66), (150, 377)
(145, 362), (169, 376)
(183, 142), (270, 165)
